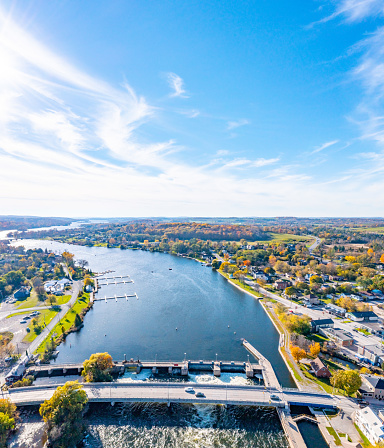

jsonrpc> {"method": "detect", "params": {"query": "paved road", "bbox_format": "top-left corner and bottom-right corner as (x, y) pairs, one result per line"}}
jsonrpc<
(27, 280), (82, 354)
(0, 305), (53, 322)
(7, 382), (336, 408)
(308, 237), (322, 253)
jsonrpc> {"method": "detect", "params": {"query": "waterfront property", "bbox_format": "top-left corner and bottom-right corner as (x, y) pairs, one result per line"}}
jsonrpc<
(355, 407), (384, 445)
(310, 318), (334, 333)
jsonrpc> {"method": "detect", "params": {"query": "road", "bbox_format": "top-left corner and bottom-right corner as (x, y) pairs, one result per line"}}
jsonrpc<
(308, 237), (322, 253)
(256, 285), (379, 346)
(6, 382), (336, 408)
(4, 280), (82, 384)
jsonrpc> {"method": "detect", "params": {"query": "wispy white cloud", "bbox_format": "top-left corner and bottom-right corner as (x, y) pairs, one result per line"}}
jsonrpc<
(227, 119), (249, 130)
(166, 72), (189, 98)
(308, 0), (384, 27)
(311, 139), (339, 154)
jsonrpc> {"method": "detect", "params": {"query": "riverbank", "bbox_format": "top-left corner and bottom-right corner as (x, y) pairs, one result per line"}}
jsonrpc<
(215, 268), (325, 392)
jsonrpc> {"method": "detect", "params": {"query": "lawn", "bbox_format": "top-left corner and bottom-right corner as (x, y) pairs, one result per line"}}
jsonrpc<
(15, 288), (42, 309)
(35, 294), (90, 355)
(306, 334), (329, 343)
(326, 427), (341, 446)
(300, 364), (336, 394)
(22, 308), (60, 343)
(354, 423), (372, 448)
(218, 271), (263, 298)
(49, 294), (71, 306)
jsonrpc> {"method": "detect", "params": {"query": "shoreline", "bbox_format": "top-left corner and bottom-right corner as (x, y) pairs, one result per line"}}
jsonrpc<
(216, 268), (302, 389)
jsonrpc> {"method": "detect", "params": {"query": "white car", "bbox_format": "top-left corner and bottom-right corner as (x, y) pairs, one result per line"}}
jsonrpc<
(184, 387), (195, 393)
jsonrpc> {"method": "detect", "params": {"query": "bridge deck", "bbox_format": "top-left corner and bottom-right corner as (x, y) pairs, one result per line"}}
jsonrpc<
(7, 382), (335, 409)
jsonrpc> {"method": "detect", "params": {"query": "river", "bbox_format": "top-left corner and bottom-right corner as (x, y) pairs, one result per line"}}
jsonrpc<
(11, 238), (302, 447)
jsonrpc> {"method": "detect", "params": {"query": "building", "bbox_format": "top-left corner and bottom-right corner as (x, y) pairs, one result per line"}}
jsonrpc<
(13, 286), (31, 300)
(320, 327), (353, 346)
(310, 318), (334, 333)
(355, 407), (384, 445)
(303, 293), (320, 305)
(325, 303), (346, 317)
(359, 375), (384, 398)
(274, 280), (291, 290)
(309, 357), (331, 378)
(346, 311), (379, 322)
(357, 346), (384, 366)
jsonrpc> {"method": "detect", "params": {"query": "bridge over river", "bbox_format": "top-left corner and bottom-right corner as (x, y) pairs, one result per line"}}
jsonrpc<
(7, 382), (335, 409)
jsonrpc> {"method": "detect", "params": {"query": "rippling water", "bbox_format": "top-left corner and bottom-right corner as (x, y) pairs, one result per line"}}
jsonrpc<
(11, 403), (288, 448)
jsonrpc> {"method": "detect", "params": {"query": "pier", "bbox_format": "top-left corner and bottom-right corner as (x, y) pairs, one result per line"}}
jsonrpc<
(242, 339), (280, 389)
(92, 293), (138, 302)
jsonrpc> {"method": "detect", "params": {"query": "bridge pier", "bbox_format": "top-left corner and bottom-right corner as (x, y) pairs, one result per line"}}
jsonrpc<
(111, 402), (115, 407)
(167, 401), (171, 408)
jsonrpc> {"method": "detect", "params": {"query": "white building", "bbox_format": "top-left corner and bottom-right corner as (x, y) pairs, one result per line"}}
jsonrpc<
(355, 407), (384, 445)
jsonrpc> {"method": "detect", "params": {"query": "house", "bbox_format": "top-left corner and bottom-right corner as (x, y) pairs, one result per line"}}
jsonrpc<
(303, 293), (320, 305)
(253, 272), (270, 282)
(325, 303), (346, 317)
(13, 286), (31, 300)
(310, 318), (334, 333)
(320, 327), (353, 346)
(330, 275), (343, 282)
(359, 375), (384, 398)
(274, 280), (291, 290)
(346, 311), (379, 322)
(309, 357), (331, 378)
(354, 407), (384, 445)
(360, 291), (376, 301)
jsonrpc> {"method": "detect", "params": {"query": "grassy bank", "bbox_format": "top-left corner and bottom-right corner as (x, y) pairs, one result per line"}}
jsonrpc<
(35, 293), (91, 355)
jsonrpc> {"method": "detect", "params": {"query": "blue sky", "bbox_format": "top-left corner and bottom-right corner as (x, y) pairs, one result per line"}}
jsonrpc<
(1, 0), (384, 217)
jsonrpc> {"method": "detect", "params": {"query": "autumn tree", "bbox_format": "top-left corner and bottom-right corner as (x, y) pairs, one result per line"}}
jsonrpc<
(39, 381), (88, 448)
(82, 352), (114, 382)
(0, 399), (17, 447)
(61, 251), (75, 267)
(290, 345), (307, 363)
(309, 342), (321, 358)
(330, 369), (361, 396)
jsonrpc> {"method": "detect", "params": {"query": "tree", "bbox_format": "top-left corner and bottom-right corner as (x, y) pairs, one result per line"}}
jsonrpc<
(309, 342), (321, 358)
(290, 345), (307, 363)
(0, 399), (17, 448)
(39, 381), (88, 448)
(330, 369), (361, 396)
(74, 313), (82, 328)
(61, 251), (75, 267)
(212, 259), (221, 269)
(274, 261), (291, 274)
(284, 286), (296, 298)
(82, 352), (113, 382)
(47, 294), (57, 307)
(84, 277), (94, 287)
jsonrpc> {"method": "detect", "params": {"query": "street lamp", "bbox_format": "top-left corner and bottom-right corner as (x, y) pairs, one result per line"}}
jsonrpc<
(216, 353), (218, 362)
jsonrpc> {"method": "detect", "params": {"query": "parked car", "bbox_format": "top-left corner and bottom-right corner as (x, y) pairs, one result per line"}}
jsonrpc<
(20, 320), (27, 324)
(4, 357), (12, 363)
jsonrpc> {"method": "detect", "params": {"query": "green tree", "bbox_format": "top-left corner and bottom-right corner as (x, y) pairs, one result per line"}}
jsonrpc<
(212, 259), (221, 269)
(74, 313), (82, 328)
(284, 286), (296, 298)
(39, 381), (88, 448)
(330, 370), (361, 396)
(82, 352), (113, 382)
(0, 399), (17, 448)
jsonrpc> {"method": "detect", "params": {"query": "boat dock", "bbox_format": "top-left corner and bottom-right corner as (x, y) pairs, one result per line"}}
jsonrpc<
(92, 293), (138, 302)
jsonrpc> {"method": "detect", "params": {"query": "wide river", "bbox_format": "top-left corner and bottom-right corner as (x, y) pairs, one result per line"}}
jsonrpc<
(12, 238), (305, 448)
